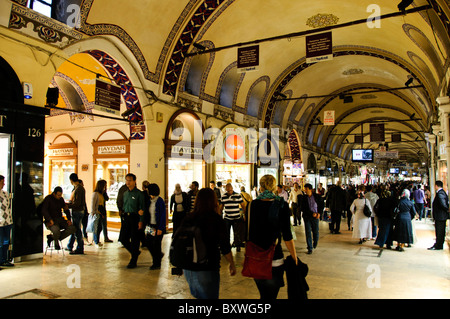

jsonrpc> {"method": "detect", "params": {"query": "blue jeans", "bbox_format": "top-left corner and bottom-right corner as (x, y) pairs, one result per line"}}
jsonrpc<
(0, 225), (12, 263)
(67, 210), (84, 252)
(304, 218), (319, 250)
(184, 269), (220, 299)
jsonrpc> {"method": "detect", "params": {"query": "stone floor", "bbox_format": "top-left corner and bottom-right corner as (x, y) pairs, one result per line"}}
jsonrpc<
(0, 218), (448, 301)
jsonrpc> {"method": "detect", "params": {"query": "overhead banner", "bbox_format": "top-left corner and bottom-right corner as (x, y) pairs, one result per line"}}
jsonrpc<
(237, 45), (259, 73)
(94, 79), (121, 115)
(306, 32), (333, 63)
(374, 150), (398, 159)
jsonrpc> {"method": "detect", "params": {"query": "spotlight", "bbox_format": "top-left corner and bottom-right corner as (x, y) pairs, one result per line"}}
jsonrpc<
(343, 95), (353, 103)
(398, 0), (414, 14)
(46, 87), (59, 106)
(121, 105), (139, 118)
(405, 76), (414, 87)
(274, 92), (288, 99)
(193, 42), (206, 51)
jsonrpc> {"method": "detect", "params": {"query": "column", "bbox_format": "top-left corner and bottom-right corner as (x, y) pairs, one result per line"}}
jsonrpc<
(437, 96), (450, 191)
(427, 130), (437, 200)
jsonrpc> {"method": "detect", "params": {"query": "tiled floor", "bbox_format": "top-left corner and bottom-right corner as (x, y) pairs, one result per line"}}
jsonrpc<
(0, 218), (448, 300)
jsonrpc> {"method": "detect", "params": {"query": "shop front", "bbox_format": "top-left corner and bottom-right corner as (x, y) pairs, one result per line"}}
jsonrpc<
(0, 57), (48, 261)
(92, 129), (130, 224)
(164, 110), (206, 228)
(47, 134), (78, 200)
(255, 134), (279, 188)
(282, 130), (304, 187)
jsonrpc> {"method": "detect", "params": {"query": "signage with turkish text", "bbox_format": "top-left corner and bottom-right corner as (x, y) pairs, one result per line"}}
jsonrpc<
(306, 32), (333, 63)
(237, 45), (259, 73)
(94, 79), (121, 115)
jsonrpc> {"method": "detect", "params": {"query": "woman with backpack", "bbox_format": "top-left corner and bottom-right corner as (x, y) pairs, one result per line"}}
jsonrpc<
(178, 187), (236, 299)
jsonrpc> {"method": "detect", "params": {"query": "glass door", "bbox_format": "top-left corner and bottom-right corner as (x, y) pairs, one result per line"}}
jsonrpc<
(0, 134), (11, 191)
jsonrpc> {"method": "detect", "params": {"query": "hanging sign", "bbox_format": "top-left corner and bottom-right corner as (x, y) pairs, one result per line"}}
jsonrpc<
(323, 110), (335, 125)
(306, 32), (333, 63)
(94, 79), (121, 115)
(237, 45), (259, 73)
(370, 123), (385, 142)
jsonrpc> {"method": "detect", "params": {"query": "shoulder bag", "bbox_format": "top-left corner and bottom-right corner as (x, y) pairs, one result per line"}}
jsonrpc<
(363, 199), (372, 218)
(242, 201), (276, 280)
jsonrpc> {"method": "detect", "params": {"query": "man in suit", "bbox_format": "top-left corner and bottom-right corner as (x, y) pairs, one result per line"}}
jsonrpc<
(429, 180), (449, 250)
(298, 184), (323, 254)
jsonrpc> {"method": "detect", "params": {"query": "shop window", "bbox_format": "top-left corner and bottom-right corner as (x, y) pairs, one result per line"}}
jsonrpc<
(95, 162), (128, 218)
(29, 0), (52, 17)
(28, 0), (83, 28)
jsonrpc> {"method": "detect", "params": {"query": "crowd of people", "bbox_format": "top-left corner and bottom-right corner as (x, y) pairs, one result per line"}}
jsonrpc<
(0, 171), (448, 299)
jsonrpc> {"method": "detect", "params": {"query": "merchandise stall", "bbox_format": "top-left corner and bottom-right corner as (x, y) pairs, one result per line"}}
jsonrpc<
(92, 129), (130, 221)
(164, 110), (205, 228)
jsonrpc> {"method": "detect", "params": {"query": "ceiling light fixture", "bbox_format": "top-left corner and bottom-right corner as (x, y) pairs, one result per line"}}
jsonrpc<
(193, 43), (206, 51)
(405, 76), (414, 87)
(398, 0), (414, 14)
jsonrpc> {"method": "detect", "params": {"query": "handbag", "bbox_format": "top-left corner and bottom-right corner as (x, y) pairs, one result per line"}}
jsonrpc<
(86, 214), (97, 233)
(242, 201), (276, 280)
(392, 203), (400, 219)
(363, 199), (372, 218)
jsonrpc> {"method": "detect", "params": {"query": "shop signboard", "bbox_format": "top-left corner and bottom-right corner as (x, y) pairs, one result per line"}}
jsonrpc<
(224, 128), (246, 163)
(98, 145), (126, 154)
(49, 147), (74, 157)
(374, 150), (398, 159)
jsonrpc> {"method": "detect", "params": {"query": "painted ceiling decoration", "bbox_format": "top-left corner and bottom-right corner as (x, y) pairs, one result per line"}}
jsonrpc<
(8, 0), (450, 164)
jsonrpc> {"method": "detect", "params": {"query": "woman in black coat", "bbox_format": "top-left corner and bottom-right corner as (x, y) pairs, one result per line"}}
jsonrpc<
(393, 189), (416, 251)
(374, 186), (396, 249)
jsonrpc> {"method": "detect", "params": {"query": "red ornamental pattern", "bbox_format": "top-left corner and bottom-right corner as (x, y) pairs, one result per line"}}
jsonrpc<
(88, 50), (144, 140)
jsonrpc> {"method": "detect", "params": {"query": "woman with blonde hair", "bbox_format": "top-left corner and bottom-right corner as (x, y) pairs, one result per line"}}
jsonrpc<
(246, 174), (297, 299)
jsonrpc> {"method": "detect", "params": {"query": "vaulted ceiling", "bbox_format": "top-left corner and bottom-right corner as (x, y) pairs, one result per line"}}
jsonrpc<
(53, 0), (450, 165)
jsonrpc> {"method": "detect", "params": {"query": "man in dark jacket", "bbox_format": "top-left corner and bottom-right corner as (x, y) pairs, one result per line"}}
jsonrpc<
(298, 184), (323, 254)
(429, 180), (449, 250)
(326, 181), (347, 234)
(42, 187), (76, 249)
(66, 173), (86, 255)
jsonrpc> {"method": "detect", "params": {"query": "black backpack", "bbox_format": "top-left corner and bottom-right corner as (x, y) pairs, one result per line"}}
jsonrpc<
(169, 219), (208, 269)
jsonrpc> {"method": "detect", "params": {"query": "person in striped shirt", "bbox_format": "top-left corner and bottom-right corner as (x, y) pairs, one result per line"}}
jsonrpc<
(219, 183), (244, 251)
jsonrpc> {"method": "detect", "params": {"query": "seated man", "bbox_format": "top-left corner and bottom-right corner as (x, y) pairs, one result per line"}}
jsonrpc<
(41, 187), (76, 249)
